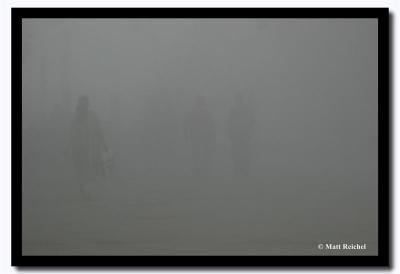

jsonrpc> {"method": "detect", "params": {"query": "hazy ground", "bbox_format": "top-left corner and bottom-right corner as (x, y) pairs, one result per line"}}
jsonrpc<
(22, 142), (377, 255)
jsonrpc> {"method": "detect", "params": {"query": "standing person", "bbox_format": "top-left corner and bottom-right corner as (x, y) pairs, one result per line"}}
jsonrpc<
(185, 95), (217, 177)
(228, 93), (255, 177)
(71, 96), (108, 199)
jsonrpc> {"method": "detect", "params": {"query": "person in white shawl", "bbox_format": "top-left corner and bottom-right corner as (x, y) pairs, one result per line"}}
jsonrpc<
(71, 96), (109, 198)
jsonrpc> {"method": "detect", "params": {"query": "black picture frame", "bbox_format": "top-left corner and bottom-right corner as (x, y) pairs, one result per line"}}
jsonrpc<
(12, 7), (390, 267)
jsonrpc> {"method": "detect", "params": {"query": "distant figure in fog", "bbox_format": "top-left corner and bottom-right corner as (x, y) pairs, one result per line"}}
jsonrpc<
(71, 96), (108, 198)
(228, 93), (254, 177)
(185, 95), (216, 176)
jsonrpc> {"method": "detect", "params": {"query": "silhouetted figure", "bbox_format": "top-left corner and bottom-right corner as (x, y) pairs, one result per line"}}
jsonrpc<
(71, 96), (108, 198)
(228, 93), (254, 177)
(185, 95), (216, 176)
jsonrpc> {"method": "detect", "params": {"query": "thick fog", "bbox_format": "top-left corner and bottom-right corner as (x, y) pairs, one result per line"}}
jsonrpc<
(22, 19), (378, 255)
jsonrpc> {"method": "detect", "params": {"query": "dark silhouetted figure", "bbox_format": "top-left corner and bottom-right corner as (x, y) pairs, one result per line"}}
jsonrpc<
(71, 96), (108, 198)
(228, 93), (254, 177)
(185, 95), (216, 177)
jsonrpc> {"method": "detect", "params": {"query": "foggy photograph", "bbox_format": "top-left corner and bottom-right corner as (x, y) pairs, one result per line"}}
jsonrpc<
(21, 18), (378, 256)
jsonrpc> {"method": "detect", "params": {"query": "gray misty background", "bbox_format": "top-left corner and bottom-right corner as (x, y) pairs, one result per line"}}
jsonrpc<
(22, 19), (378, 255)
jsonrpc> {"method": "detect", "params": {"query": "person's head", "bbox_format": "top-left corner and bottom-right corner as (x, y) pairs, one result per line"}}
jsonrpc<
(76, 95), (89, 115)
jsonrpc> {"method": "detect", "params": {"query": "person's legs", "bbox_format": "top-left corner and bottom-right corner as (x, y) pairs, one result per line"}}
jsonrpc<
(75, 164), (92, 200)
